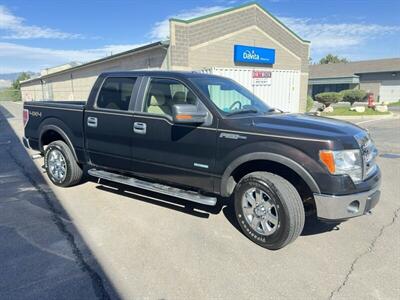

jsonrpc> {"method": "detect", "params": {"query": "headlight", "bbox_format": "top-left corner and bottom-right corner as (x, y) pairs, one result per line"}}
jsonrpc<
(319, 149), (362, 183)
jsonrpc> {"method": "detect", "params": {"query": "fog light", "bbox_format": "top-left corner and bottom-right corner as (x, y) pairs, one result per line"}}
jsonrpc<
(347, 201), (360, 214)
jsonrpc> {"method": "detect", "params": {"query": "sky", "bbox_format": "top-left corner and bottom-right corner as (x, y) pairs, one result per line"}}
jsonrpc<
(0, 0), (399, 74)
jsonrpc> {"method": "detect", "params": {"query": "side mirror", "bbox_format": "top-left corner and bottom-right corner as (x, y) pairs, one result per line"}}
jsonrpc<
(172, 104), (207, 124)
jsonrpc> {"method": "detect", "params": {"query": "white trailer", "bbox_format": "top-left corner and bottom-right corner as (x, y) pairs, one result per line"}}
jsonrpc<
(202, 67), (301, 113)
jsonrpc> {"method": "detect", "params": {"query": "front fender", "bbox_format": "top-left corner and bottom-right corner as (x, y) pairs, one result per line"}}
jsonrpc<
(219, 142), (323, 196)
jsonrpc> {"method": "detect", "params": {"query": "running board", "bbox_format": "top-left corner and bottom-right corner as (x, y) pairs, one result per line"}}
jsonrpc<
(88, 169), (217, 206)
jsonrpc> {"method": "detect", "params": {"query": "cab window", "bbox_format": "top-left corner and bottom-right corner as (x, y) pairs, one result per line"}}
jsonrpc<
(144, 78), (198, 117)
(97, 77), (136, 111)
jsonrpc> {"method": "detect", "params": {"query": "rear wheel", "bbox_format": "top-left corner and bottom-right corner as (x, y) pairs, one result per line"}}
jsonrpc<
(44, 140), (83, 187)
(234, 172), (305, 250)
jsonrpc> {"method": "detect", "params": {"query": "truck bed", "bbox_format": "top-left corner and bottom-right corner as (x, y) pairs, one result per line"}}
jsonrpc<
(23, 100), (87, 162)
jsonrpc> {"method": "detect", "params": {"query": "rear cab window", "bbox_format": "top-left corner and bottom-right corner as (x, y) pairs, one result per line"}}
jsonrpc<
(96, 77), (137, 111)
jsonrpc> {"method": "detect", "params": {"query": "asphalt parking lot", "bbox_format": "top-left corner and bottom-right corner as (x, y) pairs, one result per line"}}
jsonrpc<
(1, 101), (399, 300)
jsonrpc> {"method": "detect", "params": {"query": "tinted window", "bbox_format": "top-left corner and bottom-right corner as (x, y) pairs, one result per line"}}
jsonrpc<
(97, 77), (136, 111)
(144, 78), (198, 117)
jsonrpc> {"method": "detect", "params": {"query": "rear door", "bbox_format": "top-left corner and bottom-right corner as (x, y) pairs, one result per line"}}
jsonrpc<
(130, 76), (218, 192)
(84, 75), (140, 171)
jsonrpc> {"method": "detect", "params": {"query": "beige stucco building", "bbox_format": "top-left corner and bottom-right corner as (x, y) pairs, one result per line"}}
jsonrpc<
(21, 3), (310, 111)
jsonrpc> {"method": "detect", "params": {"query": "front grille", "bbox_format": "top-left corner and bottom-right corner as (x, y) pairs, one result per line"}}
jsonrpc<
(355, 132), (378, 180)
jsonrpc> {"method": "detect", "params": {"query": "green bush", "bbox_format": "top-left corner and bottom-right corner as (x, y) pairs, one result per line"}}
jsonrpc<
(314, 92), (342, 107)
(340, 89), (367, 105)
(0, 88), (21, 102)
(306, 96), (314, 112)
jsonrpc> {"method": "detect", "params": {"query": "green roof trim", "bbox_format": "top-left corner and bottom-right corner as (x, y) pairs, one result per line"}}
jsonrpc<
(169, 1), (310, 43)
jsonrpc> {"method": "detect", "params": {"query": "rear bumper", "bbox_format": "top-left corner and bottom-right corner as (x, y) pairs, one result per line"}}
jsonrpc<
(314, 180), (381, 221)
(22, 136), (30, 149)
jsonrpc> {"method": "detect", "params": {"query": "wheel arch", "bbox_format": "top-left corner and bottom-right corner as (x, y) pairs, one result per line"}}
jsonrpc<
(39, 124), (78, 161)
(220, 152), (321, 197)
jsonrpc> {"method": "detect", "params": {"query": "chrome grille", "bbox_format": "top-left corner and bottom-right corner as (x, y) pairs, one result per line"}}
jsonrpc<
(355, 132), (378, 180)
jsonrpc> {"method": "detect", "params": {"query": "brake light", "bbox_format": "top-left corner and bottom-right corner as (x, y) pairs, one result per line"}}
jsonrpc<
(23, 109), (29, 127)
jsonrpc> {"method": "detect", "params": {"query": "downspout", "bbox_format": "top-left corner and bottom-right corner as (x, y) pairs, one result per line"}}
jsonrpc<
(70, 73), (75, 100)
(161, 40), (170, 70)
(40, 79), (45, 100)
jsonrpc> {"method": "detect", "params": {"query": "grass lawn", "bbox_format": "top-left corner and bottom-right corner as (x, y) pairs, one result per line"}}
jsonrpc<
(388, 101), (400, 107)
(322, 107), (390, 116)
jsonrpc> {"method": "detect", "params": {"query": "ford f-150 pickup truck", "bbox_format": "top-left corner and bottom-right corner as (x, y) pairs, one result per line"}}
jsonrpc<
(23, 71), (381, 249)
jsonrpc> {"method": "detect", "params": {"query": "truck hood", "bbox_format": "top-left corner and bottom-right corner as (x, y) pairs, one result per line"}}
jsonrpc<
(227, 113), (365, 145)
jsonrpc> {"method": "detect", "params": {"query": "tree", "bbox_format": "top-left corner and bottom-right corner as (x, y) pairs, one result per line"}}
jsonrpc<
(3, 72), (32, 101)
(12, 72), (31, 90)
(319, 54), (349, 64)
(340, 89), (367, 105)
(315, 92), (343, 107)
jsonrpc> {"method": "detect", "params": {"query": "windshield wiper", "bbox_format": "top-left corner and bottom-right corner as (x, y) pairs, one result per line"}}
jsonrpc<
(267, 108), (284, 113)
(226, 108), (259, 116)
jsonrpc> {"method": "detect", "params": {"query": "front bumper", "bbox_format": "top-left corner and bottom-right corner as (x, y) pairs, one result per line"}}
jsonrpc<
(314, 183), (381, 221)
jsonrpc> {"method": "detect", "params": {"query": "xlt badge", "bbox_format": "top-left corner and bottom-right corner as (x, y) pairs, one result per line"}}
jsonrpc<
(219, 132), (247, 140)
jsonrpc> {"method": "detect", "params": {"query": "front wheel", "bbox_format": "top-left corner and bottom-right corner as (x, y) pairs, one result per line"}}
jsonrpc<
(234, 172), (305, 250)
(44, 140), (83, 187)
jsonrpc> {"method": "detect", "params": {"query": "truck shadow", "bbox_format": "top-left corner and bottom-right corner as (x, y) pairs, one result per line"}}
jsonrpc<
(0, 103), (120, 299)
(93, 180), (339, 237)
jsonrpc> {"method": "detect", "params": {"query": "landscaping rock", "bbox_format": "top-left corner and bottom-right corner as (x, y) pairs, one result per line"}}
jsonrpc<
(332, 101), (351, 108)
(374, 105), (388, 112)
(352, 101), (368, 107)
(310, 102), (324, 112)
(350, 106), (365, 113)
(323, 106), (334, 113)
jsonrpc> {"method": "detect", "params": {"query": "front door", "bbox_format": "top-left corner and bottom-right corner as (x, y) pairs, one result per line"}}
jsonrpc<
(84, 76), (138, 171)
(131, 77), (218, 192)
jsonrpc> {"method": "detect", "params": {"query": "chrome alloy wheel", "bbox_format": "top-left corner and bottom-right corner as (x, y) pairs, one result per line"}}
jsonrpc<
(47, 149), (67, 182)
(241, 187), (279, 236)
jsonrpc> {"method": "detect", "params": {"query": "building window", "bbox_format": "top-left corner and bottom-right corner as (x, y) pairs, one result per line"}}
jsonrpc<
(312, 83), (352, 97)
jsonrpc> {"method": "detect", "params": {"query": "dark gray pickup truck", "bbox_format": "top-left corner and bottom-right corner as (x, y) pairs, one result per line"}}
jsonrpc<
(23, 71), (381, 249)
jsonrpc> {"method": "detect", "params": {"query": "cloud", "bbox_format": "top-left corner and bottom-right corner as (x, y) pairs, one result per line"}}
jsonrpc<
(149, 6), (228, 40)
(0, 5), (83, 39)
(0, 42), (142, 72)
(280, 17), (400, 52)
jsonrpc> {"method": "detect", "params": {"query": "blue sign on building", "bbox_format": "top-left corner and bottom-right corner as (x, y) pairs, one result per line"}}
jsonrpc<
(234, 44), (275, 65)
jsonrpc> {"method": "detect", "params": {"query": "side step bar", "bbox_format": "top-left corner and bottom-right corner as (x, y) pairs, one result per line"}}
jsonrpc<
(88, 169), (217, 206)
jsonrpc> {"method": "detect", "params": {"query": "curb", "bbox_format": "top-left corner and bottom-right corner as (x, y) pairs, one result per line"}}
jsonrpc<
(322, 112), (398, 121)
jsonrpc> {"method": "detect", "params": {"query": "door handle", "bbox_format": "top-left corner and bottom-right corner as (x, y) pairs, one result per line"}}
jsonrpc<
(133, 122), (146, 134)
(87, 116), (98, 128)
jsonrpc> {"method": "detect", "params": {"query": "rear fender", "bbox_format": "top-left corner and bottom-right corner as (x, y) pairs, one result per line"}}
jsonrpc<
(39, 121), (78, 161)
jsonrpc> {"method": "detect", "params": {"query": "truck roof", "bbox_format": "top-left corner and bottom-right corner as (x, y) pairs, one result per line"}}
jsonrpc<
(99, 70), (219, 79)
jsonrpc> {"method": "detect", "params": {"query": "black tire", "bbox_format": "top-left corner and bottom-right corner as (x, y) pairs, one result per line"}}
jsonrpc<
(234, 172), (305, 250)
(44, 140), (83, 187)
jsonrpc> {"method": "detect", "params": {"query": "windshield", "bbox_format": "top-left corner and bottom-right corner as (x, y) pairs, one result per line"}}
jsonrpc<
(190, 76), (271, 116)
